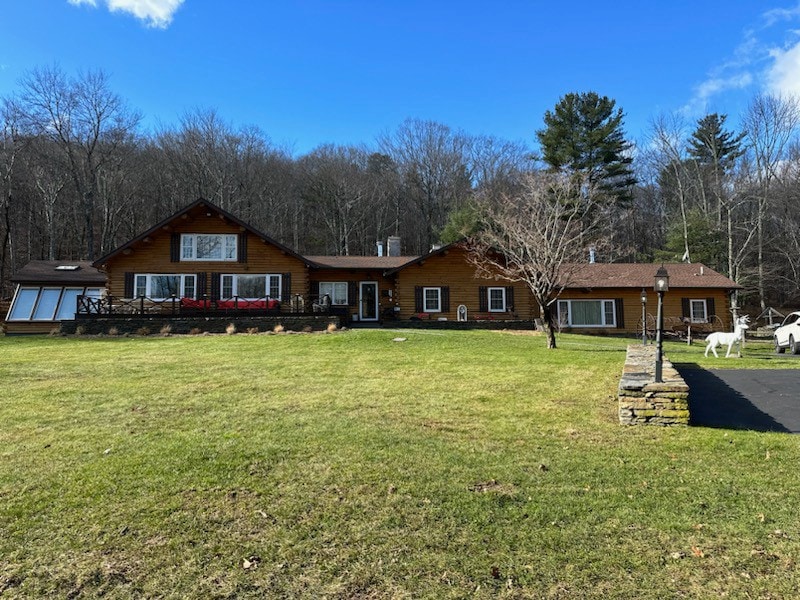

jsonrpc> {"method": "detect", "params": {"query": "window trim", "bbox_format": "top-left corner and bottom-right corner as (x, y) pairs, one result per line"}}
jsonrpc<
(557, 298), (617, 328)
(180, 233), (238, 262)
(423, 287), (442, 313)
(134, 274), (196, 300)
(318, 282), (348, 305)
(488, 287), (507, 312)
(220, 273), (283, 300)
(689, 299), (708, 323)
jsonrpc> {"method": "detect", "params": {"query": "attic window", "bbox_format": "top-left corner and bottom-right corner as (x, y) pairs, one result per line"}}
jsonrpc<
(55, 265), (80, 271)
(181, 234), (237, 261)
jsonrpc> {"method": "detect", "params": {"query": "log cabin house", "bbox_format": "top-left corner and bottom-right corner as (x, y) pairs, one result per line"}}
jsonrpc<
(3, 199), (741, 335)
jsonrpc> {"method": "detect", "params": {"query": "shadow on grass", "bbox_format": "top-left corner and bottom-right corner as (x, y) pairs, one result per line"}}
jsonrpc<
(675, 365), (791, 433)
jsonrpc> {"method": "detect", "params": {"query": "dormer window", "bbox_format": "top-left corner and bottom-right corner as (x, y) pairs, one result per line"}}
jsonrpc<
(181, 234), (237, 261)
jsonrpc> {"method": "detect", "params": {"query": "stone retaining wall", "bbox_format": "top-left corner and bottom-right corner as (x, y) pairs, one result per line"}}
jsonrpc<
(619, 345), (689, 426)
(61, 315), (340, 335)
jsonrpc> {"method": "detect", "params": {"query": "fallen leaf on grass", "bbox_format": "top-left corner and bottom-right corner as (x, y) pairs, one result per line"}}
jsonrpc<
(691, 546), (705, 558)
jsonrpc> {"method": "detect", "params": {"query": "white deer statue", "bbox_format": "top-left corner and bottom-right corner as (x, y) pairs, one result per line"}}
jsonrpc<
(704, 315), (750, 358)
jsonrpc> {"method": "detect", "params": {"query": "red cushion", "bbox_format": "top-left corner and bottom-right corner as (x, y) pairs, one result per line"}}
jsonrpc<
(181, 298), (210, 309)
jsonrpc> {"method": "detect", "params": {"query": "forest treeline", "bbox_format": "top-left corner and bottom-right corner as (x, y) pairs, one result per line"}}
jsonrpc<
(2, 66), (800, 310)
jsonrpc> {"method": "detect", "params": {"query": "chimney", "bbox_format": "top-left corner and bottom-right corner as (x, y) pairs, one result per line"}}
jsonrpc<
(387, 236), (401, 257)
(376, 241), (384, 257)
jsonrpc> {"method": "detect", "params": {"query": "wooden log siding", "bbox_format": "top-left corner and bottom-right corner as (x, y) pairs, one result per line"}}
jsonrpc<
(555, 288), (733, 334)
(101, 212), (310, 314)
(395, 245), (533, 321)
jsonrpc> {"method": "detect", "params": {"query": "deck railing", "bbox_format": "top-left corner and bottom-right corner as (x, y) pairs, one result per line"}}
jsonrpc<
(76, 294), (282, 318)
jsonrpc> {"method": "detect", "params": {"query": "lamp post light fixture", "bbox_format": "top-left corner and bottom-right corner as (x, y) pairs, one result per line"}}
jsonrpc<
(640, 288), (648, 345)
(654, 265), (670, 383)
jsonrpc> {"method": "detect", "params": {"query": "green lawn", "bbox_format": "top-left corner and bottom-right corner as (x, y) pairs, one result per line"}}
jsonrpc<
(1, 330), (799, 598)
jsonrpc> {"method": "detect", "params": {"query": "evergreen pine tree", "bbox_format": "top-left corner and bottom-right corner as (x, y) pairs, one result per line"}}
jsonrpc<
(536, 92), (636, 205)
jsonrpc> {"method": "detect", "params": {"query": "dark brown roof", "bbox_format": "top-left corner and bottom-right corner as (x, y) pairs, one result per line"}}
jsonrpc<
(306, 256), (419, 270)
(566, 263), (740, 290)
(12, 261), (106, 285)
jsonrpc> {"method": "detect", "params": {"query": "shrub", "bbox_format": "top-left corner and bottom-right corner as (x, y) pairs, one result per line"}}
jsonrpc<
(160, 324), (173, 336)
(74, 325), (85, 336)
(326, 323), (338, 333)
(189, 327), (203, 335)
(226, 323), (237, 335)
(107, 327), (119, 336)
(302, 325), (313, 333)
(246, 327), (259, 335)
(136, 327), (151, 336)
(273, 324), (285, 334)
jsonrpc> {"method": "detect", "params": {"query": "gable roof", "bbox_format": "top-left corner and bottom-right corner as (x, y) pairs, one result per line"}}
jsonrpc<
(306, 255), (419, 270)
(92, 199), (314, 268)
(12, 260), (106, 285)
(383, 241), (462, 275)
(565, 262), (740, 290)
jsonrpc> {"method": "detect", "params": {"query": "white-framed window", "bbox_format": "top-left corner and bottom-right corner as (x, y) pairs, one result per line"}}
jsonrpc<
(557, 299), (617, 327)
(221, 274), (282, 300)
(488, 287), (507, 312)
(423, 287), (441, 313)
(134, 274), (196, 299)
(180, 234), (237, 261)
(6, 286), (102, 321)
(319, 282), (348, 305)
(690, 299), (708, 323)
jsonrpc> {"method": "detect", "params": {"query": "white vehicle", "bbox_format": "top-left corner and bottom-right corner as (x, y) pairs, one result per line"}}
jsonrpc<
(774, 311), (800, 354)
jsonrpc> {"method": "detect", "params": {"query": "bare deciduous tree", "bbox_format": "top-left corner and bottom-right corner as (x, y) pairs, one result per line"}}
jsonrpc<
(468, 172), (612, 349)
(743, 93), (800, 309)
(14, 66), (141, 259)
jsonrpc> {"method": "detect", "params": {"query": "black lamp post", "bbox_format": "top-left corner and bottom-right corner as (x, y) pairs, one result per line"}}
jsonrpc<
(654, 265), (670, 383)
(640, 288), (647, 345)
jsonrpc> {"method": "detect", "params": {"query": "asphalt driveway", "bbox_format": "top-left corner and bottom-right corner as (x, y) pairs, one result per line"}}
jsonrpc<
(679, 368), (800, 433)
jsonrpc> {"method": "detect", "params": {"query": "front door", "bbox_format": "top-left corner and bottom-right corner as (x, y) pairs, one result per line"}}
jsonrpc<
(359, 281), (378, 321)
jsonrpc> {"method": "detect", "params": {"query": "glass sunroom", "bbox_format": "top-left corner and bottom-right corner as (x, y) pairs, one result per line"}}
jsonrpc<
(4, 261), (106, 334)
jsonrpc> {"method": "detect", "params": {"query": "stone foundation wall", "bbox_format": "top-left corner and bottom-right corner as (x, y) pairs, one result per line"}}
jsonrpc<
(619, 345), (689, 426)
(61, 315), (340, 335)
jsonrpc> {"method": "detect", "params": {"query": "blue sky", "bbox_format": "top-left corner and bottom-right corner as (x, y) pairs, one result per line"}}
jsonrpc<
(2, 1), (800, 154)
